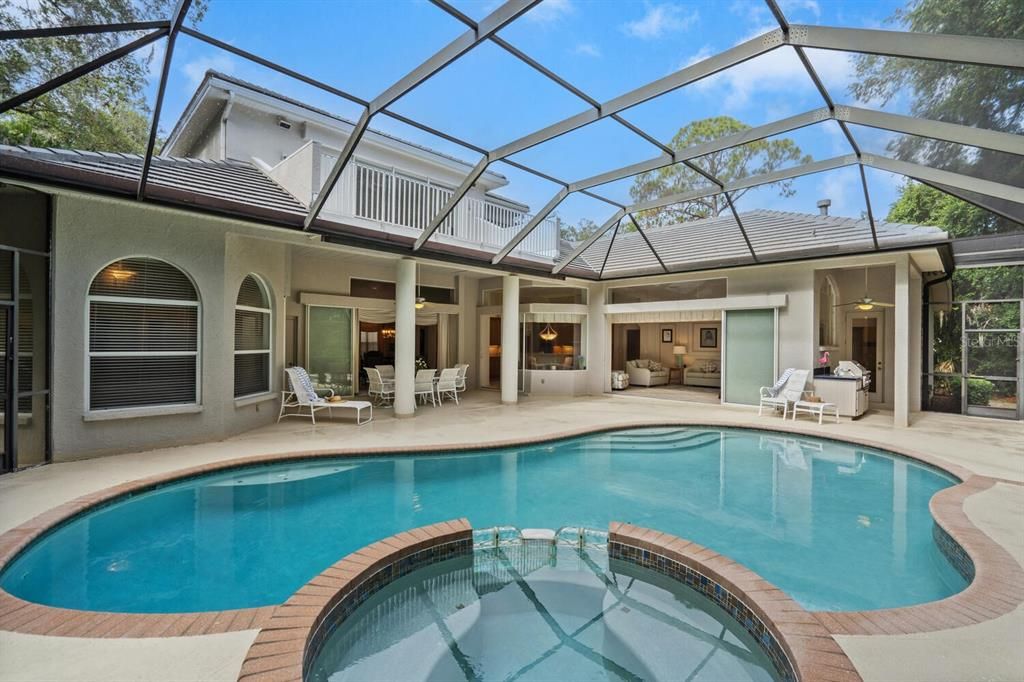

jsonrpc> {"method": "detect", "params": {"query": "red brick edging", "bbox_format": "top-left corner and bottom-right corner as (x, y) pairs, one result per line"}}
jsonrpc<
(237, 519), (472, 682)
(610, 522), (861, 682)
(0, 420), (1019, 642)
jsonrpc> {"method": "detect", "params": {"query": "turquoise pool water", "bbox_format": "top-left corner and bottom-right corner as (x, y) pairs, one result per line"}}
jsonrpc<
(307, 543), (780, 682)
(0, 427), (966, 613)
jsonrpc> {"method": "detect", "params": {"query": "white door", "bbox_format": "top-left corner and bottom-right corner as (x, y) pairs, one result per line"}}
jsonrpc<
(846, 311), (884, 402)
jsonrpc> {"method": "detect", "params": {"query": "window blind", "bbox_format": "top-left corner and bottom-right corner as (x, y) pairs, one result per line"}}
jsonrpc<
(234, 275), (271, 398)
(88, 258), (200, 410)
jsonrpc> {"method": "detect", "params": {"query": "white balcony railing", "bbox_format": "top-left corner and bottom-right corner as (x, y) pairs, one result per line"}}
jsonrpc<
(314, 152), (560, 261)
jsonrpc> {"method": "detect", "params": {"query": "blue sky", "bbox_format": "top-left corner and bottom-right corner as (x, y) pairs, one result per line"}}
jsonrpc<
(146, 0), (919, 227)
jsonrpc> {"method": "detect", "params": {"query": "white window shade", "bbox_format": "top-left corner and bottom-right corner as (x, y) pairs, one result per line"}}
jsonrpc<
(234, 275), (272, 398)
(88, 257), (200, 411)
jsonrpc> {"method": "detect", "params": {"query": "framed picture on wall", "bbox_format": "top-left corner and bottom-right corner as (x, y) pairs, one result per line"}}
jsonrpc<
(699, 327), (718, 349)
(661, 328), (673, 343)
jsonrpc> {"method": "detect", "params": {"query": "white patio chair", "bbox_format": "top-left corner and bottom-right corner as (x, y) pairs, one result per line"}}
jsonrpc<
(375, 364), (395, 381)
(437, 368), (460, 405)
(414, 369), (437, 407)
(279, 367), (334, 424)
(454, 363), (469, 393)
(758, 369), (810, 419)
(366, 368), (394, 407)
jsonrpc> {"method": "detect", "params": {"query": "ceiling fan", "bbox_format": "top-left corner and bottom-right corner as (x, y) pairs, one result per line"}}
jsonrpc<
(834, 267), (894, 311)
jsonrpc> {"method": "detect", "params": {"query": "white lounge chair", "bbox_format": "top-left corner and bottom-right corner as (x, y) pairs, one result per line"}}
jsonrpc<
(437, 367), (460, 405)
(415, 369), (437, 407)
(758, 369), (810, 419)
(279, 367), (335, 424)
(454, 363), (469, 393)
(366, 368), (394, 407)
(375, 364), (395, 381)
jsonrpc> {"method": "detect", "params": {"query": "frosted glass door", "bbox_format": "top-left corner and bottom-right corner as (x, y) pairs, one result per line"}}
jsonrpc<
(306, 306), (354, 397)
(724, 309), (775, 405)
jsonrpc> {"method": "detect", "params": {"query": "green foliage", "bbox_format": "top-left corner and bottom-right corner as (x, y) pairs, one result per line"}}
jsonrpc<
(558, 217), (600, 243)
(0, 0), (207, 153)
(887, 181), (999, 238)
(947, 376), (995, 406)
(854, 0), (1023, 235)
(628, 116), (811, 229)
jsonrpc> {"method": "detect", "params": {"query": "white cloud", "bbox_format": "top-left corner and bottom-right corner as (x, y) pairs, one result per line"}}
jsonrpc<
(817, 168), (860, 217)
(573, 43), (601, 58)
(524, 0), (574, 24)
(181, 54), (239, 93)
(622, 3), (699, 40)
(781, 0), (821, 20)
(691, 32), (855, 111)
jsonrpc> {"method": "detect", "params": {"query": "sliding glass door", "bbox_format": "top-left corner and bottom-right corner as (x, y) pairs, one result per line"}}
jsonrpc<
(723, 309), (776, 406)
(306, 305), (355, 397)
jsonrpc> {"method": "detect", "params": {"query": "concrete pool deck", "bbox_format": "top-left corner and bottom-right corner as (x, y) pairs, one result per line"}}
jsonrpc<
(0, 391), (1021, 681)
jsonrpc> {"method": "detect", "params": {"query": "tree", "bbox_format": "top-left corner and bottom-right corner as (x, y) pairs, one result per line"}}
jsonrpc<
(886, 181), (998, 238)
(628, 116), (811, 230)
(852, 0), (1023, 234)
(887, 181), (1023, 298)
(0, 0), (207, 153)
(558, 217), (600, 243)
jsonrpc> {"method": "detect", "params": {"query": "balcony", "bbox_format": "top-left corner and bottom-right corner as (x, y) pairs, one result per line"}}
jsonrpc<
(268, 141), (560, 262)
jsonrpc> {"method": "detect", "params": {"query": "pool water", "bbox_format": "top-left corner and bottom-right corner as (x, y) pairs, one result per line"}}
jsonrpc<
(307, 543), (780, 682)
(0, 427), (966, 613)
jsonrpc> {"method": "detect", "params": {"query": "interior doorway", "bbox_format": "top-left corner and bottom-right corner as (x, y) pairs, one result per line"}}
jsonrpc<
(625, 328), (640, 363)
(357, 320), (438, 391)
(846, 312), (884, 402)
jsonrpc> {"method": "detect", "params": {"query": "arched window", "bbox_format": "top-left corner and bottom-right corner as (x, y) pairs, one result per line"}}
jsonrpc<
(88, 257), (200, 411)
(234, 275), (272, 398)
(818, 274), (839, 348)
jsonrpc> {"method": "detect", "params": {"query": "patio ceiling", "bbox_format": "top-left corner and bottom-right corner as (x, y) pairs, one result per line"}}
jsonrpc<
(1, 0), (1022, 280)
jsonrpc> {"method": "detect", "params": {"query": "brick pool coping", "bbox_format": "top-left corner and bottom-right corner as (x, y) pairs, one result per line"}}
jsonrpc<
(238, 520), (860, 682)
(238, 519), (473, 682)
(609, 522), (860, 682)
(0, 419), (1020, 644)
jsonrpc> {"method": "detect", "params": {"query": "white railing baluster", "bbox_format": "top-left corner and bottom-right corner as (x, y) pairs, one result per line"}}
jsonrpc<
(318, 152), (558, 260)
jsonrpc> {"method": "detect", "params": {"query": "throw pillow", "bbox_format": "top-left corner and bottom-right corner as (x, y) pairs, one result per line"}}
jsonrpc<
(650, 361), (663, 371)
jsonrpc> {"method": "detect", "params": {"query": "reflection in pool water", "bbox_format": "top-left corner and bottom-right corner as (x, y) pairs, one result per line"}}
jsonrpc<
(0, 427), (966, 613)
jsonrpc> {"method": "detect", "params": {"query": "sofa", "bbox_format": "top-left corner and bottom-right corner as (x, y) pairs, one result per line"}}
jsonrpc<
(625, 359), (670, 387)
(686, 361), (721, 388)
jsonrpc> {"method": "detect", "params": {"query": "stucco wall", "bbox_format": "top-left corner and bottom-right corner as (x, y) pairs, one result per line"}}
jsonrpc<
(51, 194), (289, 460)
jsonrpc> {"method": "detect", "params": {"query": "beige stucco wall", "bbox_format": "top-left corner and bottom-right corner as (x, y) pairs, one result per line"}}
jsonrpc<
(28, 183), (934, 460)
(51, 193), (290, 460)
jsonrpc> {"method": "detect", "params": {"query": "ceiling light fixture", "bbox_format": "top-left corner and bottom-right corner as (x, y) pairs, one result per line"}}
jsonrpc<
(539, 323), (558, 341)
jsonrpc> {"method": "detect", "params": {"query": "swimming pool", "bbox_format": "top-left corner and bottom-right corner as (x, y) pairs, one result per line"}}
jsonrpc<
(0, 427), (966, 613)
(307, 542), (780, 682)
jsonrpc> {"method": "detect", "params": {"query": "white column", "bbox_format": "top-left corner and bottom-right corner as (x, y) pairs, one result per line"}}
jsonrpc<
(501, 274), (519, 404)
(894, 255), (910, 427)
(587, 282), (607, 393)
(395, 258), (416, 417)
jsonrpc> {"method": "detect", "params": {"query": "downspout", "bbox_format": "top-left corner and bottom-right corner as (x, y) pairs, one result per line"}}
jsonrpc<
(220, 91), (235, 161)
(920, 254), (954, 411)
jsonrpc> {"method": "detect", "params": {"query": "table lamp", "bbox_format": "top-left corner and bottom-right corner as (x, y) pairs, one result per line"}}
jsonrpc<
(673, 345), (687, 367)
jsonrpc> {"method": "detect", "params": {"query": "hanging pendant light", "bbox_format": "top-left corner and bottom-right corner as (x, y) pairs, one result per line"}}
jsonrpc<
(414, 262), (426, 309)
(539, 323), (558, 341)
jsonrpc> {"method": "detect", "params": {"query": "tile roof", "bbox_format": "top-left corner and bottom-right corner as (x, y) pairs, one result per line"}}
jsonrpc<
(574, 209), (948, 277)
(0, 144), (308, 224)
